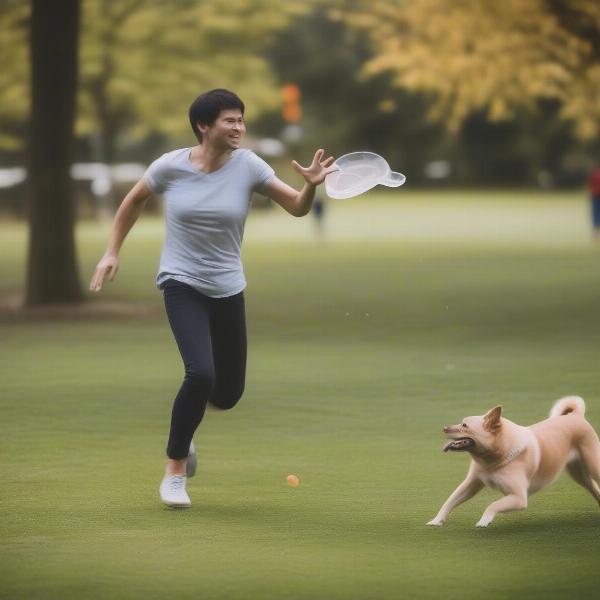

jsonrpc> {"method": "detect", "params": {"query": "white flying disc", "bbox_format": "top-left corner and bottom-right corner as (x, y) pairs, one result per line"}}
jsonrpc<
(325, 151), (406, 200)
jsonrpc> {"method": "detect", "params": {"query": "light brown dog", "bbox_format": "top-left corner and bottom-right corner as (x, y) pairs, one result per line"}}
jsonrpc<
(427, 396), (600, 528)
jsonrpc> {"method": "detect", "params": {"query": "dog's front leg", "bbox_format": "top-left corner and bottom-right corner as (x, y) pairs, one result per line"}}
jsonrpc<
(427, 472), (484, 526)
(476, 492), (527, 528)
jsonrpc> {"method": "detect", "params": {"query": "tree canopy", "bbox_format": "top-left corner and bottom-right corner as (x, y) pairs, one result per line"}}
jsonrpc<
(0, 1), (29, 150)
(0, 0), (308, 155)
(78, 0), (304, 158)
(338, 0), (600, 138)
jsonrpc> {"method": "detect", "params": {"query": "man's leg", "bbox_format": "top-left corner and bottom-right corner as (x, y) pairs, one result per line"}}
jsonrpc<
(163, 280), (215, 464)
(208, 291), (247, 410)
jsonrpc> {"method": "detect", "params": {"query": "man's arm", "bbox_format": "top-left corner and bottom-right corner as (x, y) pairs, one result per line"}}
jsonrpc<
(89, 178), (152, 292)
(263, 149), (337, 217)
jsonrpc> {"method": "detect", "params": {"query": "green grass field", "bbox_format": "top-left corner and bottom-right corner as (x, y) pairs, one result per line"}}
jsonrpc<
(1, 190), (600, 599)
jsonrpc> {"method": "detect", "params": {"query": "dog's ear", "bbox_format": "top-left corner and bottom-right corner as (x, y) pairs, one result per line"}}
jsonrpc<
(483, 405), (503, 433)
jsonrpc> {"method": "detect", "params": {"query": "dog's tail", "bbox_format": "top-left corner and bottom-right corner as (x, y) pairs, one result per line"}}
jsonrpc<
(550, 396), (586, 418)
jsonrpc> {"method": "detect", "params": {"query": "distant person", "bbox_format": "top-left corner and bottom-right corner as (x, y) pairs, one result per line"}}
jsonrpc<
(589, 166), (600, 239)
(89, 89), (337, 508)
(312, 194), (326, 239)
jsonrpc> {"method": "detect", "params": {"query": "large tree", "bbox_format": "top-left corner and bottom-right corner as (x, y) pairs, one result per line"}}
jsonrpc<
(2, 0), (307, 157)
(26, 0), (82, 305)
(338, 0), (600, 138)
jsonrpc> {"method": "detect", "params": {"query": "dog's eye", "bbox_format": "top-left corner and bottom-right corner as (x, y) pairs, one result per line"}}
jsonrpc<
(462, 423), (468, 428)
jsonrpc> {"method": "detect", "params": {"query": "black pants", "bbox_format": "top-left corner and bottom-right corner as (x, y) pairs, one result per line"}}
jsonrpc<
(592, 195), (600, 228)
(162, 279), (247, 459)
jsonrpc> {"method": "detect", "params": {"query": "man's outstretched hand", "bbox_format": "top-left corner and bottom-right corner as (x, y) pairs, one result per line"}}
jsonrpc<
(292, 149), (338, 186)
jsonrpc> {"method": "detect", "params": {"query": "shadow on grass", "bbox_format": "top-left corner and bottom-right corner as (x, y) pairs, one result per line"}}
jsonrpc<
(0, 296), (162, 322)
(479, 511), (600, 537)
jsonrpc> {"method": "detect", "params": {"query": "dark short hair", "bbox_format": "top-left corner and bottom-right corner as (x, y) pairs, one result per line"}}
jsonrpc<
(188, 89), (245, 142)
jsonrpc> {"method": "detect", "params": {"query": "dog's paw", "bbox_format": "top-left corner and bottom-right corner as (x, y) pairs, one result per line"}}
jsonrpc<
(475, 518), (493, 528)
(426, 519), (444, 527)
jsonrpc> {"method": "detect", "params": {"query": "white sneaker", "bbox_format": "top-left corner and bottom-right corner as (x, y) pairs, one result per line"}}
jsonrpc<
(186, 440), (197, 478)
(159, 475), (191, 508)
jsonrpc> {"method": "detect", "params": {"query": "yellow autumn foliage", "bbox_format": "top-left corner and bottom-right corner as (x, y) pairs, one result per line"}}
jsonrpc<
(336, 0), (600, 138)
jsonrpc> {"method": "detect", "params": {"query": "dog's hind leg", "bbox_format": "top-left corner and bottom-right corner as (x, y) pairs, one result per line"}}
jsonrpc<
(574, 438), (600, 507)
(566, 458), (600, 505)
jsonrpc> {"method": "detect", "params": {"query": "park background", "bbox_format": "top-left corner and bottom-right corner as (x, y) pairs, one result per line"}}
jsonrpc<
(1, 1), (600, 599)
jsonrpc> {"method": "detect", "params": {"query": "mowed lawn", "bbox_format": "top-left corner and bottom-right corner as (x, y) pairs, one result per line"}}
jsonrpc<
(1, 190), (600, 599)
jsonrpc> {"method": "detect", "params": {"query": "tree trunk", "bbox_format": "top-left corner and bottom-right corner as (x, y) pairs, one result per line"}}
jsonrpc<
(26, 0), (82, 305)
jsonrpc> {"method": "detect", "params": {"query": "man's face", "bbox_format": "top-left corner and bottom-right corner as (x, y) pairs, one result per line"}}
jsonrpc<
(199, 109), (245, 149)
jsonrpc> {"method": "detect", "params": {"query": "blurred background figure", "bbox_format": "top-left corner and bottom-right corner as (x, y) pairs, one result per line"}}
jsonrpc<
(588, 166), (600, 240)
(311, 193), (326, 240)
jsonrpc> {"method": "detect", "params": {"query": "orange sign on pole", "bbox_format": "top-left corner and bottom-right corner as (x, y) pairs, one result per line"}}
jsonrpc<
(281, 83), (302, 123)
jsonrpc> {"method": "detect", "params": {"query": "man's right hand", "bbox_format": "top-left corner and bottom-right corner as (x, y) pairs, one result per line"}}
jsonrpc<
(89, 254), (119, 292)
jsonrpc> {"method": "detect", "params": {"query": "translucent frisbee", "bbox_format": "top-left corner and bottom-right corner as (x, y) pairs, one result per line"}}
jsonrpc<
(325, 151), (406, 200)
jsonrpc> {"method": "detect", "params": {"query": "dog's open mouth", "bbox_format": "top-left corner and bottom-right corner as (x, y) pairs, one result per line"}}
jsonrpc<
(443, 438), (475, 452)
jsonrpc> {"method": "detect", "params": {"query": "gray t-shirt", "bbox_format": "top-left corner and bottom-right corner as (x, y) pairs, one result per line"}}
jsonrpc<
(144, 147), (274, 298)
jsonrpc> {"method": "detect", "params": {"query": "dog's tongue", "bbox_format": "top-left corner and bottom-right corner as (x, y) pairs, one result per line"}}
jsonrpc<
(443, 438), (474, 452)
(443, 440), (456, 452)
